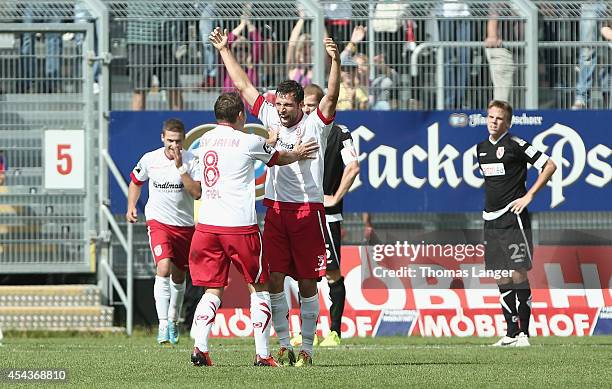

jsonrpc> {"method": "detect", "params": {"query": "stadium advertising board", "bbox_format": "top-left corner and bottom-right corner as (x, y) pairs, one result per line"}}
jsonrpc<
(109, 110), (610, 213)
(210, 245), (612, 338)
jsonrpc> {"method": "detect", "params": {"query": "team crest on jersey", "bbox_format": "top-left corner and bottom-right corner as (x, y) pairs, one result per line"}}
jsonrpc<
(496, 146), (505, 159)
(295, 126), (302, 138)
(153, 245), (163, 257)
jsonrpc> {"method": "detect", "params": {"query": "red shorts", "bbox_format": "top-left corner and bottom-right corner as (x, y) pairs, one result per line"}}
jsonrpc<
(189, 224), (268, 287)
(263, 207), (327, 280)
(146, 220), (195, 271)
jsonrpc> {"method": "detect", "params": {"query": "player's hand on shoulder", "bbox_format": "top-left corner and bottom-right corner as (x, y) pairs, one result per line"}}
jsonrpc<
(209, 27), (229, 51)
(294, 136), (319, 160)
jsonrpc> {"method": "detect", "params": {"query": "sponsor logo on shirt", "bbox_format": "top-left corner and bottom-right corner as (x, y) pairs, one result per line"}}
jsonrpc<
(481, 163), (506, 176)
(152, 181), (184, 191)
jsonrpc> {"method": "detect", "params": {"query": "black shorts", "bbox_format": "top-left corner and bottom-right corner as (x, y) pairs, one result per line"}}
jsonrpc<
(323, 220), (342, 272)
(484, 210), (533, 271)
(128, 44), (180, 90)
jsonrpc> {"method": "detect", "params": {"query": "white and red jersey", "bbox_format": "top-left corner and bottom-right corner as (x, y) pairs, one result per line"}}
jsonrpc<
(196, 124), (278, 228)
(130, 147), (201, 227)
(250, 95), (334, 211)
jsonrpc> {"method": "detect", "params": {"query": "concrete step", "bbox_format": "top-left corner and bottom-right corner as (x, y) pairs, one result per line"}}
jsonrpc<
(0, 284), (101, 307)
(0, 305), (114, 330)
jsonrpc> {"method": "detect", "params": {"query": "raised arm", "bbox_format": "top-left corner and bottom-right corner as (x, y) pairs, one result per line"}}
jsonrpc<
(209, 27), (259, 107)
(485, 11), (501, 47)
(287, 17), (305, 67)
(319, 38), (341, 119)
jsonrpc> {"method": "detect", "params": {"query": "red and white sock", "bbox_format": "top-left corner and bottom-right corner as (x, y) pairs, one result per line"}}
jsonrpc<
(250, 291), (272, 357)
(193, 293), (221, 352)
(270, 292), (291, 349)
(300, 293), (319, 357)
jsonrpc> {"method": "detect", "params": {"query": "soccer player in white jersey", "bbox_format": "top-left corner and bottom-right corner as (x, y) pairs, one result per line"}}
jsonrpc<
(127, 118), (202, 345)
(210, 27), (341, 366)
(189, 92), (319, 367)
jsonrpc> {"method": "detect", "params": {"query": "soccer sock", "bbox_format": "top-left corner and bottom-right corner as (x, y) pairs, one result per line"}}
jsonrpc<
(193, 293), (221, 352)
(300, 293), (320, 356)
(168, 278), (186, 323)
(270, 292), (292, 349)
(154, 276), (170, 325)
(498, 283), (519, 337)
(328, 277), (346, 336)
(250, 291), (272, 357)
(515, 281), (532, 335)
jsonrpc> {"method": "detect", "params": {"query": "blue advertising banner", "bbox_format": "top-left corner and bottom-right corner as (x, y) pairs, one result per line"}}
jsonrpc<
(109, 110), (611, 214)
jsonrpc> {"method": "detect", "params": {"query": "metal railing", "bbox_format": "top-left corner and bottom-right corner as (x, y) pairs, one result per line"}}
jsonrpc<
(0, 21), (96, 274)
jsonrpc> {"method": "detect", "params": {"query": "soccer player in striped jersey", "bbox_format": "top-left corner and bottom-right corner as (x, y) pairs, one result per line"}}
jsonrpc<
(477, 100), (556, 347)
(127, 119), (202, 345)
(210, 27), (341, 366)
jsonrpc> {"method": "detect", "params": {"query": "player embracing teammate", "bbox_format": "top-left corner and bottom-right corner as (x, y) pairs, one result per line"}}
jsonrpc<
(209, 26), (341, 366)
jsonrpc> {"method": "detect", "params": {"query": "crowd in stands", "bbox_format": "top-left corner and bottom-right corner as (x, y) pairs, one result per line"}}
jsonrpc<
(8, 1), (612, 110)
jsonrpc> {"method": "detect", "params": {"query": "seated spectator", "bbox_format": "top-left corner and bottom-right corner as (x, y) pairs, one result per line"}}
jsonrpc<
(287, 12), (313, 87)
(337, 57), (369, 110)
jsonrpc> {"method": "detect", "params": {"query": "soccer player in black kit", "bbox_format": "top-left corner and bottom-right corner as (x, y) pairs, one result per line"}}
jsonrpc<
(477, 100), (556, 347)
(291, 84), (359, 347)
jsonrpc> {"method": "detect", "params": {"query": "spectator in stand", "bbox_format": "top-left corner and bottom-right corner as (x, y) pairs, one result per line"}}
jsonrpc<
(0, 151), (5, 187)
(127, 4), (183, 110)
(336, 56), (369, 110)
(197, 2), (219, 88)
(485, 4), (518, 103)
(437, 0), (471, 109)
(287, 11), (313, 87)
(572, 3), (609, 109)
(370, 54), (399, 110)
(20, 3), (62, 93)
(222, 14), (262, 92)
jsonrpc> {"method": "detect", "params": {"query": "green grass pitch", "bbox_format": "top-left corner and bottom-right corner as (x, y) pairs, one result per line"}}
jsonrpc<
(0, 334), (611, 387)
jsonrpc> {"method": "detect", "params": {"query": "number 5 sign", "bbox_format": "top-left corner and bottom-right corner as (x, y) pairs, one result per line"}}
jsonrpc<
(44, 130), (85, 190)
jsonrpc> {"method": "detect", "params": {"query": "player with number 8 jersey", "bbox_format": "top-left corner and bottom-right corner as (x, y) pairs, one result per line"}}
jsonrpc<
(188, 92), (319, 367)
